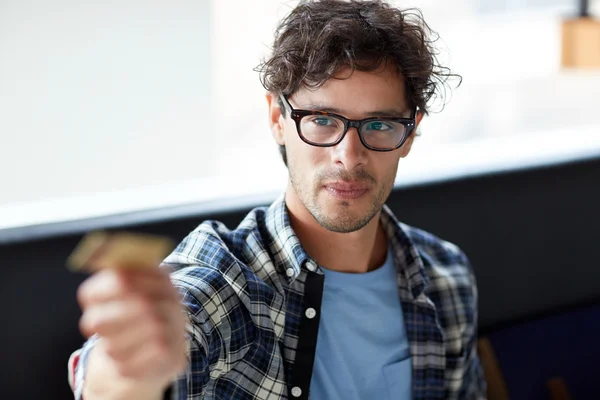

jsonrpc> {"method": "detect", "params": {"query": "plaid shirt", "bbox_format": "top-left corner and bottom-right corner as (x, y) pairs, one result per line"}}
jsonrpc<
(72, 194), (486, 399)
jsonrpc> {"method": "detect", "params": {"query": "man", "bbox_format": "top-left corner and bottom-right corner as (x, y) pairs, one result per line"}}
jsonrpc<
(71, 1), (486, 399)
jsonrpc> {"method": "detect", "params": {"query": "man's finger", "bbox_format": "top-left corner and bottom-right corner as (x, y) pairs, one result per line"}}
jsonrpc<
(77, 269), (176, 308)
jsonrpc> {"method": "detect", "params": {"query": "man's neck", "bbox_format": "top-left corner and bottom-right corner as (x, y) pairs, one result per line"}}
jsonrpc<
(285, 190), (388, 274)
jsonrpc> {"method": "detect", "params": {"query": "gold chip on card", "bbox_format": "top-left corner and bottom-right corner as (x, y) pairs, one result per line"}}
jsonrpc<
(67, 231), (175, 272)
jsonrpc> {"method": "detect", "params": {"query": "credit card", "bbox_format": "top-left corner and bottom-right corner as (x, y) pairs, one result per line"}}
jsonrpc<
(67, 230), (175, 272)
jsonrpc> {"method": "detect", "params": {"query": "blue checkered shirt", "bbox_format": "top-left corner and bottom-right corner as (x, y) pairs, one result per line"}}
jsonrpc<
(73, 195), (486, 399)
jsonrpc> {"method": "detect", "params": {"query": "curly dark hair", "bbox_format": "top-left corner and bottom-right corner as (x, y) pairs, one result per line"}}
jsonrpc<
(255, 0), (461, 166)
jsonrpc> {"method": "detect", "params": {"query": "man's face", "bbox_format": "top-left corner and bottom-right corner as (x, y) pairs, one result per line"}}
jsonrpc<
(268, 63), (421, 233)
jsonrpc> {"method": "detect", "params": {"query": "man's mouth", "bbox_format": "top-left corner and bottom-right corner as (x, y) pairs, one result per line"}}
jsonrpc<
(323, 181), (370, 200)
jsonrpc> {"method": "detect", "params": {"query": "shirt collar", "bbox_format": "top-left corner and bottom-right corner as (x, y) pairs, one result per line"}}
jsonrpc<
(264, 194), (428, 296)
(264, 194), (310, 284)
(380, 204), (429, 299)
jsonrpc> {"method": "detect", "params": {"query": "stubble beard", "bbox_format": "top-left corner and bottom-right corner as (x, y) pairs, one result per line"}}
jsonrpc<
(289, 164), (392, 234)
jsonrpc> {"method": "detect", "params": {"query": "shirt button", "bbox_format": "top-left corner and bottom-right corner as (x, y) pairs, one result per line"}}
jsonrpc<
(291, 387), (302, 397)
(305, 308), (316, 319)
(286, 268), (294, 277)
(306, 263), (316, 272)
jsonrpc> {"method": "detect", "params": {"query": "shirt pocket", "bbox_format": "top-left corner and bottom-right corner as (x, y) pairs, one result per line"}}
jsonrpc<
(383, 357), (412, 400)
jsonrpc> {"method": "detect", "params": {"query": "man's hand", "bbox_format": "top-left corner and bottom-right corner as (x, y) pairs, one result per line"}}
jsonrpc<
(77, 268), (188, 398)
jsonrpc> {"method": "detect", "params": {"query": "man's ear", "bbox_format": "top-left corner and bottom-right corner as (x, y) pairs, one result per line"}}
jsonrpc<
(399, 111), (424, 158)
(266, 92), (285, 145)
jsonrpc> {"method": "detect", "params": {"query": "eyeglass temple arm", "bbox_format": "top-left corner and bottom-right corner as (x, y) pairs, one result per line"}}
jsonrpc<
(278, 94), (293, 114)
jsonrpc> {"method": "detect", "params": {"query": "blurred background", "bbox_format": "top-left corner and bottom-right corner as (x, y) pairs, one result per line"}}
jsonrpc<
(1, 1), (600, 399)
(2, 0), (600, 229)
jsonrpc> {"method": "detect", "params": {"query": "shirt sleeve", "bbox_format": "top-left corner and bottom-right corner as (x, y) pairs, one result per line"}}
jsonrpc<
(459, 326), (487, 399)
(167, 317), (212, 399)
(70, 334), (101, 400)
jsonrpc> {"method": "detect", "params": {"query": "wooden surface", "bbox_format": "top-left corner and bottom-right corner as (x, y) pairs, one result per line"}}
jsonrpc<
(547, 377), (574, 400)
(477, 338), (510, 400)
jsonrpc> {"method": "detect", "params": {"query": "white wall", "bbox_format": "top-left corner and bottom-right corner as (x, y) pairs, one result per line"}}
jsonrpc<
(0, 0), (212, 206)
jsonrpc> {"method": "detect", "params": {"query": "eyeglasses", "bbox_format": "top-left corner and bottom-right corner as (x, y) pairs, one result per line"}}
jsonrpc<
(279, 94), (417, 152)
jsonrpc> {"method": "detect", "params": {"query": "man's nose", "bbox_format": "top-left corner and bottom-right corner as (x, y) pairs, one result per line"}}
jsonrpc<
(331, 127), (368, 170)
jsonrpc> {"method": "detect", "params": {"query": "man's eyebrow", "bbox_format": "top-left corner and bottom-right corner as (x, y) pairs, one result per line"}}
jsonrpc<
(299, 102), (408, 118)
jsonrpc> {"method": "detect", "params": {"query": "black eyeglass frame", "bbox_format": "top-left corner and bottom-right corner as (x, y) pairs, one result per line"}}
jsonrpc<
(279, 94), (417, 152)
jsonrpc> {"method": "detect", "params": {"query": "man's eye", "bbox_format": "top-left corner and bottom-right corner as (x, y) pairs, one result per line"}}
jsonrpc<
(311, 117), (336, 126)
(365, 121), (393, 131)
